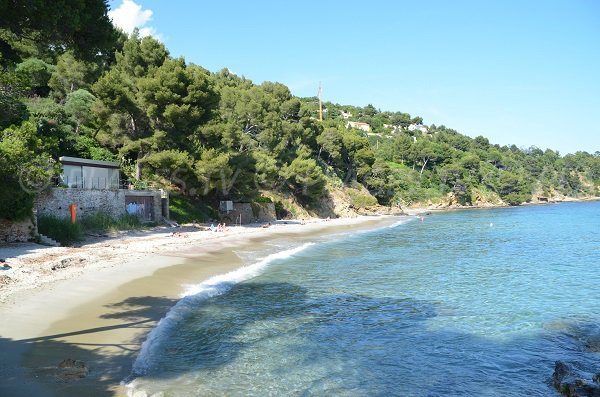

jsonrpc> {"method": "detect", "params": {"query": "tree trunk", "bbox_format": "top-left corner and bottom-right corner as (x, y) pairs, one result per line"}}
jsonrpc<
(419, 158), (429, 177)
(136, 151), (143, 181)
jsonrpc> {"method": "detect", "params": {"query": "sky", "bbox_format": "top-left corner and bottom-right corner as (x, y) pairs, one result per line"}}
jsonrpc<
(108, 0), (600, 155)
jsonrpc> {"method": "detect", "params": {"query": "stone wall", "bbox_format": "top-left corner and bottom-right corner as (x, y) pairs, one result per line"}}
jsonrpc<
(219, 202), (276, 224)
(36, 188), (165, 222)
(0, 217), (36, 243)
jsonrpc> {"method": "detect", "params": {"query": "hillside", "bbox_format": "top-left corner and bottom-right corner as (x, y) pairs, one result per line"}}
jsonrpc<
(1, 12), (599, 222)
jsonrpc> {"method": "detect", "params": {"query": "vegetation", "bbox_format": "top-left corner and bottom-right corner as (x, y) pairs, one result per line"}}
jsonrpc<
(1, 1), (599, 223)
(79, 212), (144, 233)
(37, 215), (82, 245)
(38, 212), (149, 245)
(169, 195), (217, 224)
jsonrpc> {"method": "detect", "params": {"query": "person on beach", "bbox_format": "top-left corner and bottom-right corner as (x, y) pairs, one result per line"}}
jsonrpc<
(301, 218), (305, 225)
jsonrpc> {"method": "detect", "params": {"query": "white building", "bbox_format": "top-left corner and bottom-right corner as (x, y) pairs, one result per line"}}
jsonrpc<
(346, 121), (371, 132)
(408, 124), (429, 134)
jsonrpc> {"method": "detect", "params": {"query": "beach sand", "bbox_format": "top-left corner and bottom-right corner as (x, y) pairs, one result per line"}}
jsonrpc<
(0, 216), (403, 397)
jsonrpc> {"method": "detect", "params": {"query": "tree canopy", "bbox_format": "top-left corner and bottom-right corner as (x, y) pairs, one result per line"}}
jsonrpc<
(1, 1), (599, 221)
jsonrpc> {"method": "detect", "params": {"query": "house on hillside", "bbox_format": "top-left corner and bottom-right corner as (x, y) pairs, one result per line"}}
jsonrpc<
(340, 110), (353, 119)
(408, 123), (429, 134)
(384, 124), (403, 133)
(36, 156), (168, 223)
(346, 121), (371, 132)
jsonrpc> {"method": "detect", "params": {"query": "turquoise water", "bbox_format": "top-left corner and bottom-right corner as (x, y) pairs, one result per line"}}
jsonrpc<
(129, 201), (600, 396)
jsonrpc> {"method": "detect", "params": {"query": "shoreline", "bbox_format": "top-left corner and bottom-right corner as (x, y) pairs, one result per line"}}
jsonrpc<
(415, 194), (600, 212)
(0, 215), (404, 397)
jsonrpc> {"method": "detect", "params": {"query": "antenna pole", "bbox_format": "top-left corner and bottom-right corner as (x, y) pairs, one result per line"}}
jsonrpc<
(317, 82), (323, 122)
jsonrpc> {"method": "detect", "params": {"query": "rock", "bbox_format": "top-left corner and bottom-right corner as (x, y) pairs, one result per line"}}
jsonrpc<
(51, 257), (85, 271)
(51, 258), (72, 270)
(552, 361), (600, 397)
(56, 358), (89, 381)
(553, 361), (572, 389)
(593, 373), (600, 384)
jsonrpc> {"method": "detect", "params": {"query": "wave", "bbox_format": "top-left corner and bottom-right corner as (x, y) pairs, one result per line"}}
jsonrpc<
(124, 242), (315, 386)
(386, 216), (415, 229)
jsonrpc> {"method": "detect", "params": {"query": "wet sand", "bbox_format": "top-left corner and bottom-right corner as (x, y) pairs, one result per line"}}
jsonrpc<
(0, 216), (401, 397)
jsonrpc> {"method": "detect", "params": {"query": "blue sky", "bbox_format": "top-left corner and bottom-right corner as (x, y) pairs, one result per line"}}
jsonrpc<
(108, 0), (600, 155)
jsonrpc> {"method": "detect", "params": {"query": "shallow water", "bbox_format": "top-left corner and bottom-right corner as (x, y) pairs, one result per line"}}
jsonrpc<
(128, 201), (600, 396)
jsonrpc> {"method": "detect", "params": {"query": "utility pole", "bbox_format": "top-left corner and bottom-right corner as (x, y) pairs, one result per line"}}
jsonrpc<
(317, 82), (323, 122)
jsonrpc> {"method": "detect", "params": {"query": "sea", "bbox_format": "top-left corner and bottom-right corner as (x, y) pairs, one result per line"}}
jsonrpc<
(127, 201), (600, 396)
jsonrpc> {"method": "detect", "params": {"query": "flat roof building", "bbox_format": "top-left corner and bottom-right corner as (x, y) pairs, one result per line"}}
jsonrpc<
(59, 156), (120, 190)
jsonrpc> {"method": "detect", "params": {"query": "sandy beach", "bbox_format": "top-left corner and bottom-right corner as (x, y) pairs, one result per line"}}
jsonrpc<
(0, 215), (406, 397)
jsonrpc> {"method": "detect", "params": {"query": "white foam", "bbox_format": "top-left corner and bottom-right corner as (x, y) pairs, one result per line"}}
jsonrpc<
(386, 217), (414, 229)
(124, 242), (315, 386)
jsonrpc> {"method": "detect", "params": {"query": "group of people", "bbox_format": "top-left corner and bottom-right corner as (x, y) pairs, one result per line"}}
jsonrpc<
(209, 223), (227, 232)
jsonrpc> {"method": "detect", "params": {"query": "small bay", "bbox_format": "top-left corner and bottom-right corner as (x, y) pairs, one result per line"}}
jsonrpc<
(129, 201), (600, 396)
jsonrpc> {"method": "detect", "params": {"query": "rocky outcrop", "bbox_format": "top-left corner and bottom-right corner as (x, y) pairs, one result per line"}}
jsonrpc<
(425, 190), (506, 210)
(317, 189), (359, 219)
(56, 358), (89, 381)
(356, 205), (405, 216)
(0, 218), (36, 243)
(552, 361), (600, 397)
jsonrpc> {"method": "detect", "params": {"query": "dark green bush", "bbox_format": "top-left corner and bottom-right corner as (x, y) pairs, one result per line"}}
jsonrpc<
(274, 201), (289, 219)
(253, 196), (272, 203)
(169, 195), (217, 223)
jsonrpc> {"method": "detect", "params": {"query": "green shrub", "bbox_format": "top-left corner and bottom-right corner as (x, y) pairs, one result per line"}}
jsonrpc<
(169, 195), (216, 223)
(80, 212), (143, 232)
(0, 178), (35, 221)
(346, 189), (378, 208)
(37, 215), (82, 245)
(274, 201), (289, 219)
(79, 212), (114, 232)
(114, 214), (144, 230)
(253, 196), (272, 203)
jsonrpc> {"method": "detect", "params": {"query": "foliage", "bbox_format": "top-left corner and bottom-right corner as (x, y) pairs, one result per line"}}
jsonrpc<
(254, 196), (273, 203)
(37, 215), (82, 245)
(169, 195), (217, 224)
(0, 0), (118, 65)
(79, 212), (143, 233)
(38, 212), (148, 245)
(0, 121), (57, 219)
(346, 188), (378, 208)
(281, 156), (327, 204)
(274, 200), (288, 219)
(0, 0), (599, 225)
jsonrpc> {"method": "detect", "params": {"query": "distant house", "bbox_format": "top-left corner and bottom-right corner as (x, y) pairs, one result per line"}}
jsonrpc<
(346, 121), (371, 132)
(59, 156), (120, 189)
(340, 110), (353, 119)
(408, 123), (429, 134)
(384, 124), (403, 133)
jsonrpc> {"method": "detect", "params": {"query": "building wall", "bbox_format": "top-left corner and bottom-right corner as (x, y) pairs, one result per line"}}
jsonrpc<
(36, 188), (164, 222)
(219, 202), (276, 225)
